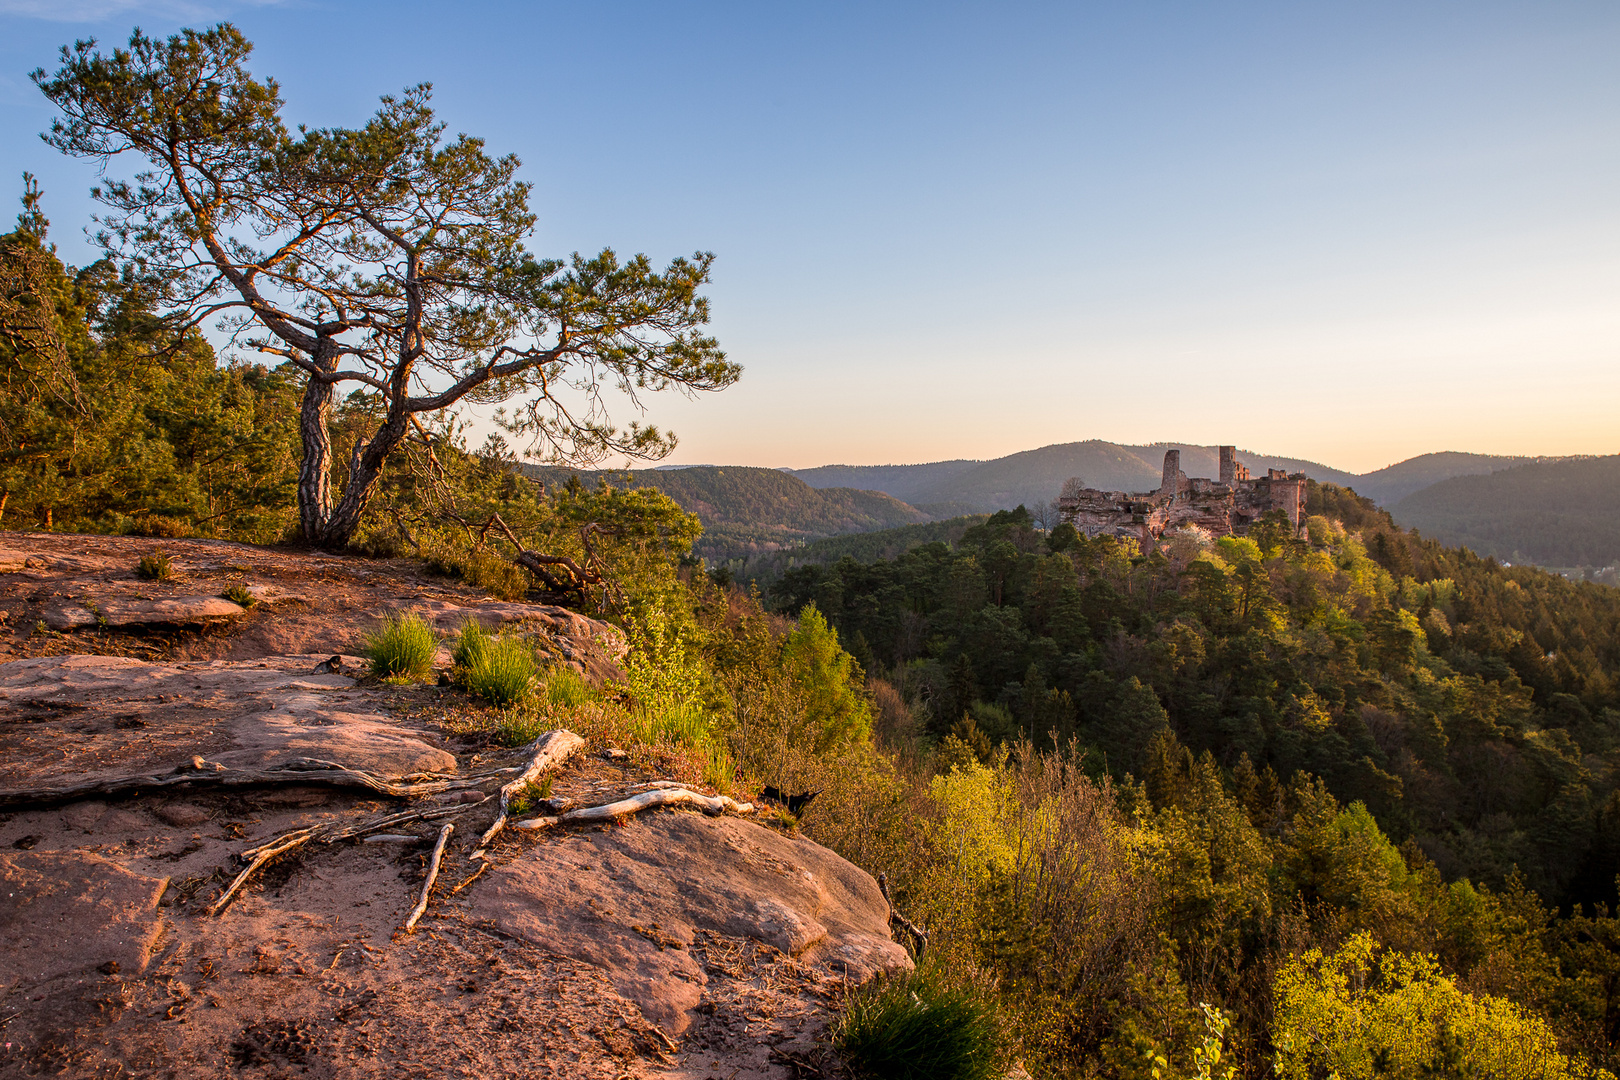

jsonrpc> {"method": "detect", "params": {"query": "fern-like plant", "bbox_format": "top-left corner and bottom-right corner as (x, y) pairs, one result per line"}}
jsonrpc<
(222, 584), (257, 608)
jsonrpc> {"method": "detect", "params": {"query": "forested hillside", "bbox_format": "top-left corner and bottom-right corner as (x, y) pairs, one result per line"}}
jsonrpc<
(735, 514), (989, 580)
(525, 465), (933, 564)
(761, 484), (1620, 1074)
(775, 485), (1620, 906)
(1392, 456), (1620, 571)
(13, 167), (1620, 1076)
(0, 186), (301, 539)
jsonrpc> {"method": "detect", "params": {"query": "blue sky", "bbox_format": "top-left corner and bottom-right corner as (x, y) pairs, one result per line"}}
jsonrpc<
(2, 1), (1616, 473)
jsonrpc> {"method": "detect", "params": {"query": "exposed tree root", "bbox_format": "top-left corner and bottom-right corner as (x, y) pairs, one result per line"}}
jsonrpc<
(401, 823), (454, 933)
(215, 798), (491, 916)
(447, 862), (488, 896)
(210, 828), (320, 916)
(0, 755), (491, 810)
(470, 729), (585, 859)
(514, 787), (755, 832)
(878, 872), (928, 960)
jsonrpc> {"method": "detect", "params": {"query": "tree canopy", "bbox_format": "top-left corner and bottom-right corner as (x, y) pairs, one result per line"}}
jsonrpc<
(34, 24), (738, 548)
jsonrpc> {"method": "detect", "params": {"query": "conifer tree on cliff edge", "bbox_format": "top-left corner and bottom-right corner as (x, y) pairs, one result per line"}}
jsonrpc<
(34, 25), (738, 549)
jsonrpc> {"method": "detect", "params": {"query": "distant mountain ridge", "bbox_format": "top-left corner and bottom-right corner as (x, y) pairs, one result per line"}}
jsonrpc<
(523, 464), (931, 563)
(785, 441), (1567, 512)
(787, 441), (1360, 512)
(529, 444), (1606, 574)
(1348, 452), (1558, 505)
(1392, 456), (1620, 569)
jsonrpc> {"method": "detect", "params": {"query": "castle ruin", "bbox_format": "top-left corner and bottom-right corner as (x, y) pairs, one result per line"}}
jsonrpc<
(1056, 446), (1306, 547)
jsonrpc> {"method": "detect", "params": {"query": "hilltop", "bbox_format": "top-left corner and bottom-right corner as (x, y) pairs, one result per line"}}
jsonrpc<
(1392, 455), (1620, 571)
(524, 465), (932, 563)
(785, 441), (1359, 513)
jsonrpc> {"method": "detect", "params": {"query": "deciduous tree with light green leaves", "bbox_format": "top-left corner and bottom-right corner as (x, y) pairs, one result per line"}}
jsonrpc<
(1274, 932), (1614, 1080)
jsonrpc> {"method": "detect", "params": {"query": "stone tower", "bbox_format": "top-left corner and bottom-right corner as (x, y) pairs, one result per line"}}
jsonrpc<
(1161, 449), (1181, 497)
(1219, 446), (1237, 485)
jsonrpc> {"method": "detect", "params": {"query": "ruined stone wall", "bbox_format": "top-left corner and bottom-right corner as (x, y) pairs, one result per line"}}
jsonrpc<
(1057, 446), (1305, 546)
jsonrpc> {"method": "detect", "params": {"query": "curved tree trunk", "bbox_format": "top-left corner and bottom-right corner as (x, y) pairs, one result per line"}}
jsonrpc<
(313, 411), (412, 550)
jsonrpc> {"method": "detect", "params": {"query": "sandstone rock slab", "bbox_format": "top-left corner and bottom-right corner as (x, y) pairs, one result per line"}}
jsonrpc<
(0, 654), (453, 789)
(0, 548), (47, 573)
(473, 811), (911, 1034)
(0, 851), (168, 992)
(43, 595), (248, 631)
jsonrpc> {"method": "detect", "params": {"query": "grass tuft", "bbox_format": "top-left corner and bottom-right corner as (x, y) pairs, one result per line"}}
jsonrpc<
(835, 966), (1004, 1080)
(544, 665), (593, 709)
(463, 636), (538, 708)
(507, 775), (554, 815)
(136, 550), (175, 581)
(452, 619), (494, 669)
(632, 703), (735, 790)
(494, 707), (549, 747)
(221, 584), (257, 608)
(365, 612), (437, 682)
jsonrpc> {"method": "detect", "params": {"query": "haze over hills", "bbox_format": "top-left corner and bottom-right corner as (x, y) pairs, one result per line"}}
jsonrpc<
(790, 441), (1360, 513)
(1392, 456), (1620, 571)
(523, 464), (931, 563)
(1348, 452), (1555, 505)
(787, 440), (1563, 512)
(537, 443), (1607, 573)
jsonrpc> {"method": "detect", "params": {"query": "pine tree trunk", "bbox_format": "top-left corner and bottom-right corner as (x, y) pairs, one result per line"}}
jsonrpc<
(296, 372), (335, 545)
(313, 412), (411, 550)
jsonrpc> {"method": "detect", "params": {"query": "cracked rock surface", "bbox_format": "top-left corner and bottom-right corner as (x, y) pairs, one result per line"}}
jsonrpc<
(0, 531), (907, 1079)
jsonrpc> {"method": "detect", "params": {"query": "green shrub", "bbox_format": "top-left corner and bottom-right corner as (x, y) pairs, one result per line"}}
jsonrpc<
(464, 636), (538, 708)
(365, 612), (437, 681)
(221, 584), (257, 608)
(136, 550), (175, 581)
(835, 966), (1004, 1080)
(131, 514), (189, 539)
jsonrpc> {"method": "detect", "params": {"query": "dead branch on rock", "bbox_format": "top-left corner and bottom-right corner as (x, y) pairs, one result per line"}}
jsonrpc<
(517, 787), (754, 831)
(0, 756), (481, 811)
(471, 729), (585, 859)
(233, 798), (488, 864)
(324, 797), (489, 844)
(447, 862), (488, 896)
(877, 872), (928, 960)
(401, 823), (454, 933)
(210, 827), (319, 916)
(479, 514), (626, 612)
